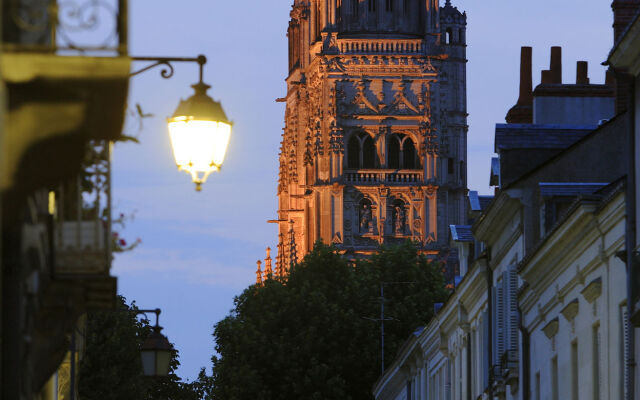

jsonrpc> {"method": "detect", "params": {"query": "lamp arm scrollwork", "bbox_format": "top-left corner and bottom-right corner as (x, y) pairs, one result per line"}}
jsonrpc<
(130, 55), (207, 83)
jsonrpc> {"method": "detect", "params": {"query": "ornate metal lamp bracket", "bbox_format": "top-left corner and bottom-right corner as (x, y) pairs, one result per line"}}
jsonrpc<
(130, 55), (207, 82)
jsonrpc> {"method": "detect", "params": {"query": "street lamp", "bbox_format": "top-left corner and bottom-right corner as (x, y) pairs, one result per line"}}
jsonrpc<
(136, 309), (173, 377)
(132, 55), (232, 191)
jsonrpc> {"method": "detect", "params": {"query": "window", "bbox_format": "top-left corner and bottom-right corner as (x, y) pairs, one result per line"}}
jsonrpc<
(593, 324), (601, 400)
(347, 135), (360, 169)
(445, 28), (453, 44)
(387, 134), (419, 170)
(403, 138), (417, 169)
(535, 372), (541, 400)
(348, 133), (377, 169)
(448, 158), (454, 175)
(362, 135), (376, 168)
(552, 356), (559, 400)
(368, 0), (376, 12)
(386, 0), (393, 12)
(388, 136), (400, 169)
(571, 341), (579, 400)
(352, 0), (359, 16)
(404, 0), (409, 15)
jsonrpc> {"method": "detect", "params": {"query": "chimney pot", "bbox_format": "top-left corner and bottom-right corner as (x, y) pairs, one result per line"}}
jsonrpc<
(550, 46), (562, 84)
(576, 61), (589, 84)
(517, 46), (533, 105)
(541, 70), (553, 84)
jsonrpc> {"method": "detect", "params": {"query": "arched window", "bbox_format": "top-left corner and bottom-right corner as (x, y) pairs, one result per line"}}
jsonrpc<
(387, 134), (420, 169)
(352, 0), (359, 16)
(458, 28), (464, 44)
(348, 135), (360, 169)
(388, 136), (401, 169)
(368, 0), (376, 12)
(445, 28), (453, 44)
(403, 0), (409, 15)
(386, 0), (393, 12)
(403, 137), (417, 169)
(362, 135), (376, 168)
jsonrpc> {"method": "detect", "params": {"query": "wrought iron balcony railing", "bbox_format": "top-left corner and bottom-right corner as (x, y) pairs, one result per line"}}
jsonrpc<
(3, 0), (127, 55)
(53, 140), (112, 275)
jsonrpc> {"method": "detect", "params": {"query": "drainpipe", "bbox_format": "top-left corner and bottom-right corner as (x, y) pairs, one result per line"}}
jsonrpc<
(485, 248), (493, 399)
(467, 331), (472, 400)
(519, 305), (530, 400)
(625, 71), (637, 400)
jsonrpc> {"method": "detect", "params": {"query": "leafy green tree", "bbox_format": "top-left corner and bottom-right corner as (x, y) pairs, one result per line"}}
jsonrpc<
(78, 295), (200, 400)
(208, 241), (448, 400)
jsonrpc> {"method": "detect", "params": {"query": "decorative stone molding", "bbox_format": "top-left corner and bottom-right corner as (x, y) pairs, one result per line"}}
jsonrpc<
(561, 299), (579, 321)
(581, 277), (602, 304)
(542, 317), (559, 352)
(542, 317), (559, 339)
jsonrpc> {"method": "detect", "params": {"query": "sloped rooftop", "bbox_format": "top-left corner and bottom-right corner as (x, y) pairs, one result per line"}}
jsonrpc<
(495, 124), (597, 151)
(539, 182), (608, 197)
(450, 225), (473, 242)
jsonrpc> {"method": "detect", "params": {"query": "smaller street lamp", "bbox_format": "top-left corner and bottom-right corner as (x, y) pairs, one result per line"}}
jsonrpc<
(136, 308), (173, 377)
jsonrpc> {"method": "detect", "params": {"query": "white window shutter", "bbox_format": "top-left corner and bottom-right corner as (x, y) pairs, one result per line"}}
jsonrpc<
(482, 311), (489, 390)
(493, 284), (505, 364)
(622, 305), (630, 400)
(505, 268), (519, 353)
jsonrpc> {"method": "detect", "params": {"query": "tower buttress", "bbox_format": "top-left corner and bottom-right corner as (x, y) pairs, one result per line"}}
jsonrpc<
(271, 0), (468, 274)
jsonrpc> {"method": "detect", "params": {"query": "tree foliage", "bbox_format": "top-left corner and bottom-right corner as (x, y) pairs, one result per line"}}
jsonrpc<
(78, 295), (201, 400)
(209, 241), (448, 400)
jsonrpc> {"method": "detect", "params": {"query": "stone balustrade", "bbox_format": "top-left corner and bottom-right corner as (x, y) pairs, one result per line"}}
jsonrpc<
(343, 169), (424, 185)
(337, 39), (425, 55)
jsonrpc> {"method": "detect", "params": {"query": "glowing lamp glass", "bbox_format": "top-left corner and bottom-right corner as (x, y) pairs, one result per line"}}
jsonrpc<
(167, 81), (231, 191)
(168, 117), (231, 188)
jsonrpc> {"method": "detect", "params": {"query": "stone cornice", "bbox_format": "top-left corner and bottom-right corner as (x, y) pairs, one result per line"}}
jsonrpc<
(560, 299), (579, 322)
(472, 191), (521, 244)
(581, 277), (603, 304)
(542, 317), (559, 339)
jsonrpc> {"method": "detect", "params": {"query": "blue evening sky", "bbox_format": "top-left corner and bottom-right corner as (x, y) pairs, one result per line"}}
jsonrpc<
(112, 0), (613, 382)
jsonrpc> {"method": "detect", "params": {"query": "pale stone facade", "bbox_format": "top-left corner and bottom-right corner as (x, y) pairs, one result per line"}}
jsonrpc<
(268, 0), (468, 274)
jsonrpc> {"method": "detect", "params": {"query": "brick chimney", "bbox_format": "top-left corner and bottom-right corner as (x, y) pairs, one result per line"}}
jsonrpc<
(540, 47), (562, 85)
(505, 46), (533, 123)
(611, 0), (640, 113)
(612, 0), (640, 44)
(576, 61), (589, 84)
(550, 46), (562, 84)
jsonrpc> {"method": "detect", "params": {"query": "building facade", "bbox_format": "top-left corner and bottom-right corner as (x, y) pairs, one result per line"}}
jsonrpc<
(374, 14), (632, 397)
(1, 1), (130, 397)
(269, 0), (468, 275)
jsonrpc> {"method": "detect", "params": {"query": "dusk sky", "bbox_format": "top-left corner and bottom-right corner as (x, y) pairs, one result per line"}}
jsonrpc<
(112, 0), (613, 381)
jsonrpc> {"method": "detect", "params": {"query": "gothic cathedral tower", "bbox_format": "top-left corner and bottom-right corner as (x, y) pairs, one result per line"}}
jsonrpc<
(272, 0), (467, 274)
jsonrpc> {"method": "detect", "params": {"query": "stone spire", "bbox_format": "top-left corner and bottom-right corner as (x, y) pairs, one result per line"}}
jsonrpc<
(276, 233), (286, 278)
(288, 220), (297, 272)
(256, 260), (263, 285)
(264, 247), (273, 278)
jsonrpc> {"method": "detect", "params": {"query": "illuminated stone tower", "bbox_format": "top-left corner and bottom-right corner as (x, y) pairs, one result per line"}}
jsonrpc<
(269, 0), (467, 274)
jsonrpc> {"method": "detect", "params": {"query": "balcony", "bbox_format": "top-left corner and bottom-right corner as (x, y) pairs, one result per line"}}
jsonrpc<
(343, 169), (424, 186)
(1, 0), (130, 194)
(3, 0), (127, 55)
(53, 140), (111, 276)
